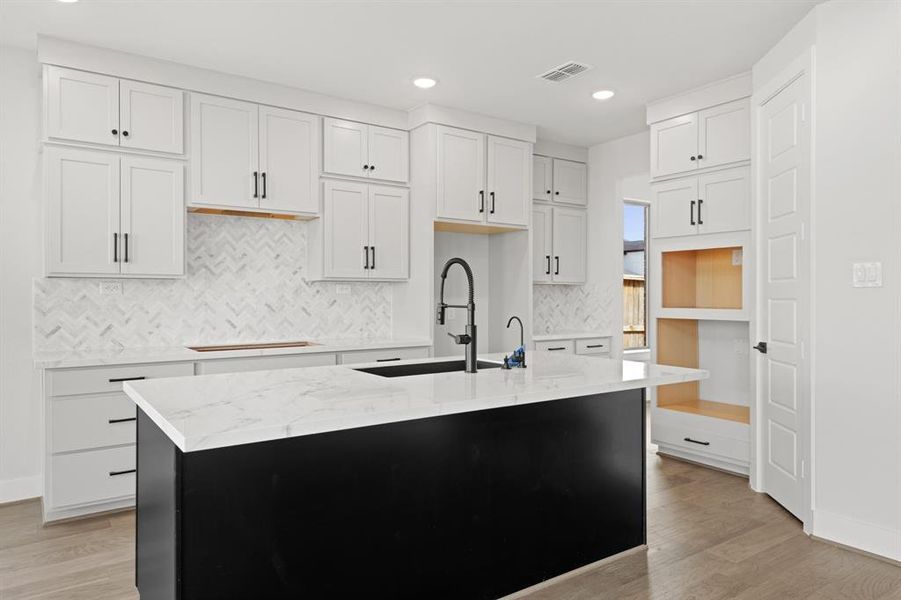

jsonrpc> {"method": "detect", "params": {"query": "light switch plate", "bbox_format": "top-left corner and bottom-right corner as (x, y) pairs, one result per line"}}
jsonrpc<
(99, 280), (122, 295)
(852, 262), (882, 287)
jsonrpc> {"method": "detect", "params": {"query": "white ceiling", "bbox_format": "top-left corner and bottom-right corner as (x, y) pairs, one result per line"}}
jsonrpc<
(0, 0), (819, 147)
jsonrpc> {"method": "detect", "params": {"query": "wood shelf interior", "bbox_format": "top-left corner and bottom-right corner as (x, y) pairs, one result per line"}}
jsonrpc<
(662, 247), (742, 309)
(656, 318), (750, 425)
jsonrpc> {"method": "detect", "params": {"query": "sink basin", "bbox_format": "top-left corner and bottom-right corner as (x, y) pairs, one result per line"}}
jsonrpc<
(355, 359), (503, 378)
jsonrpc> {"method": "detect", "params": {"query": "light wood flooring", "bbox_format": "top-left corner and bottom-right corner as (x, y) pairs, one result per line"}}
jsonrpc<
(2, 451), (900, 600)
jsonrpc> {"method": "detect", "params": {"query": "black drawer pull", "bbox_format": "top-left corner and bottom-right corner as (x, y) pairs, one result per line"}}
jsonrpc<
(108, 417), (137, 424)
(586, 344), (606, 349)
(683, 437), (710, 446)
(109, 469), (136, 477)
(108, 376), (146, 383)
(376, 357), (401, 362)
(547, 346), (567, 351)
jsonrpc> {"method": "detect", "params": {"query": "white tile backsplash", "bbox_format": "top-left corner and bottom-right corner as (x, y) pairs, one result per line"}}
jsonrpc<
(532, 283), (614, 335)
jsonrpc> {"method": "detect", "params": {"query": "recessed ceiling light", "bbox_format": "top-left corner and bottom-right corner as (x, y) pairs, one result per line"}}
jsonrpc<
(592, 90), (615, 100)
(58, 0), (79, 3)
(413, 77), (437, 89)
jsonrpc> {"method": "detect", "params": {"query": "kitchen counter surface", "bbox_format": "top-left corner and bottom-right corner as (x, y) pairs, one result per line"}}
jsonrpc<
(532, 331), (610, 342)
(124, 351), (707, 453)
(32, 337), (432, 369)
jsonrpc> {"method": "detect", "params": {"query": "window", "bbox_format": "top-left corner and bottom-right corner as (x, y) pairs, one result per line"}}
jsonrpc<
(623, 201), (648, 349)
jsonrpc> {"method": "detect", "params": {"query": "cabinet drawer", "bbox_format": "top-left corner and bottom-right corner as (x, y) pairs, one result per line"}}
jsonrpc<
(196, 353), (336, 375)
(575, 338), (611, 355)
(50, 446), (136, 508)
(51, 393), (136, 453)
(535, 340), (575, 353)
(48, 362), (194, 397)
(652, 421), (748, 463)
(339, 347), (430, 365)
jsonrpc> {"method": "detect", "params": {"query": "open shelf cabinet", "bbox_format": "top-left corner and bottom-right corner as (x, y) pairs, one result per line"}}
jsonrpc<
(662, 247), (743, 309)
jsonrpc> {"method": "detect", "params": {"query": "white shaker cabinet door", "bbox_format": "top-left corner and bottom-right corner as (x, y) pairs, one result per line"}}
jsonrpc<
(190, 94), (259, 208)
(45, 66), (120, 147)
(45, 147), (121, 276)
(552, 159), (587, 206)
(532, 204), (553, 283)
(697, 98), (750, 171)
(436, 126), (485, 223)
(259, 106), (319, 214)
(119, 80), (184, 154)
(532, 155), (553, 202)
(119, 156), (185, 277)
(486, 135), (530, 227)
(697, 167), (750, 235)
(368, 185), (409, 280)
(650, 112), (699, 178)
(323, 118), (368, 179)
(652, 176), (699, 238)
(367, 126), (409, 183)
(552, 207), (587, 284)
(322, 180), (369, 279)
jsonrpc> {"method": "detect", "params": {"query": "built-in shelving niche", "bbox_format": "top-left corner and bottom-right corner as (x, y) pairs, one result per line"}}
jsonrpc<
(662, 247), (743, 309)
(657, 318), (750, 424)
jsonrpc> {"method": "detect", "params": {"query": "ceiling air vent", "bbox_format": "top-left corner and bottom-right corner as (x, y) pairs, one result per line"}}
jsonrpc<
(537, 61), (593, 83)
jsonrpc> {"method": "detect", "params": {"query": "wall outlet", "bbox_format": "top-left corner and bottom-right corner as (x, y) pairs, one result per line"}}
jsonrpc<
(99, 280), (122, 296)
(335, 284), (350, 296)
(852, 262), (882, 287)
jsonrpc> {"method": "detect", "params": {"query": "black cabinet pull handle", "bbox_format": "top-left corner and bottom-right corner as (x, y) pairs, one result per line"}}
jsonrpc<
(363, 246), (370, 269)
(109, 469), (136, 477)
(363, 164), (370, 170)
(261, 172), (267, 199)
(545, 255), (551, 275)
(369, 165), (375, 172)
(684, 437), (710, 446)
(376, 357), (401, 362)
(697, 199), (703, 225)
(111, 129), (118, 136)
(697, 154), (703, 159)
(690, 200), (696, 226)
(370, 246), (375, 270)
(690, 155), (697, 161)
(490, 191), (495, 214)
(546, 189), (551, 195)
(586, 344), (606, 349)
(547, 346), (567, 351)
(554, 256), (560, 275)
(554, 191), (560, 196)
(108, 376), (146, 383)
(253, 171), (259, 198)
(108, 417), (137, 424)
(122, 130), (129, 137)
(479, 190), (484, 213)
(123, 233), (129, 263)
(113, 233), (118, 263)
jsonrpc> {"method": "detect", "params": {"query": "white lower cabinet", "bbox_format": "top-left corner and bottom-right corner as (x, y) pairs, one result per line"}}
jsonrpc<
(195, 353), (336, 375)
(535, 336), (611, 356)
(50, 446), (137, 509)
(338, 346), (430, 365)
(535, 339), (575, 353)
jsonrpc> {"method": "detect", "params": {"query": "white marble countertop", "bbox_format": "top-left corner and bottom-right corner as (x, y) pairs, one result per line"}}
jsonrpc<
(33, 338), (432, 369)
(124, 351), (707, 453)
(532, 331), (611, 342)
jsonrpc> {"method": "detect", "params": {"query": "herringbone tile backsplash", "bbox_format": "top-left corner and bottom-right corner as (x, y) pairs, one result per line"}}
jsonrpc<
(34, 214), (392, 351)
(533, 283), (614, 335)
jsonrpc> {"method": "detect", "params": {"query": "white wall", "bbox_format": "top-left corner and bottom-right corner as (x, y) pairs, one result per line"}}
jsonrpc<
(0, 45), (43, 501)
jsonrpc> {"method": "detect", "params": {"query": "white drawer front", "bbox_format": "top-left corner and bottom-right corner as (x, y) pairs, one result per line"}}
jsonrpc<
(49, 362), (194, 397)
(576, 338), (611, 355)
(339, 347), (430, 365)
(50, 446), (136, 508)
(535, 340), (575, 353)
(196, 353), (336, 375)
(653, 421), (749, 464)
(52, 393), (136, 453)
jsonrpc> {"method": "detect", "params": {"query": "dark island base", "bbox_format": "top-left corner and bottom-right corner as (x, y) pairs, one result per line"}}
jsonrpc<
(136, 389), (646, 600)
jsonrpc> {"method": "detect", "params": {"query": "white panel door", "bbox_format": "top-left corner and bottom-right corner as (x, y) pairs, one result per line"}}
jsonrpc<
(368, 185), (409, 280)
(650, 112), (699, 178)
(45, 147), (120, 276)
(436, 126), (485, 223)
(698, 98), (750, 170)
(119, 80), (184, 154)
(119, 156), (184, 277)
(552, 207), (586, 284)
(323, 118), (368, 179)
(532, 205), (553, 283)
(486, 135), (530, 227)
(651, 177), (699, 238)
(698, 166), (750, 235)
(189, 94), (258, 208)
(322, 180), (368, 279)
(758, 73), (811, 521)
(258, 106), (319, 214)
(46, 66), (119, 147)
(367, 126), (409, 183)
(552, 159), (588, 206)
(532, 155), (553, 202)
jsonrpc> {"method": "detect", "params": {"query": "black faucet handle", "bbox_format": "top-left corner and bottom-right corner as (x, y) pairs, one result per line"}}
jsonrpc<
(447, 332), (472, 345)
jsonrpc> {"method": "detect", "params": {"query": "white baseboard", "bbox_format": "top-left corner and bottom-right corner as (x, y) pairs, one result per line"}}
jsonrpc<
(0, 475), (42, 504)
(813, 509), (901, 562)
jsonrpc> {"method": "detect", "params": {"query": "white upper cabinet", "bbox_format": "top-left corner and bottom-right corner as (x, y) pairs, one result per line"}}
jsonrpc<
(45, 146), (184, 278)
(258, 106), (320, 214)
(45, 66), (184, 154)
(367, 185), (409, 280)
(190, 94), (259, 209)
(650, 98), (750, 179)
(551, 207), (587, 284)
(118, 80), (184, 154)
(552, 158), (588, 206)
(532, 155), (553, 202)
(652, 176), (699, 239)
(532, 205), (553, 283)
(697, 167), (750, 235)
(323, 118), (408, 183)
(436, 126), (485, 222)
(486, 135), (530, 227)
(119, 156), (185, 277)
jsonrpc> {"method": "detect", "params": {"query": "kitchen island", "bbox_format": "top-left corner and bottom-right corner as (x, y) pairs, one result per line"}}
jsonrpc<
(125, 352), (705, 600)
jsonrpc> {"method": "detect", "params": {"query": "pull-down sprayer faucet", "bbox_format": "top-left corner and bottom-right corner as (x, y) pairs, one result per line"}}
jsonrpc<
(436, 258), (477, 373)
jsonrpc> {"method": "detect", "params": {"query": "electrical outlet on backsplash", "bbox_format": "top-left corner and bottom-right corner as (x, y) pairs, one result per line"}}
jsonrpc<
(532, 283), (614, 335)
(33, 214), (393, 351)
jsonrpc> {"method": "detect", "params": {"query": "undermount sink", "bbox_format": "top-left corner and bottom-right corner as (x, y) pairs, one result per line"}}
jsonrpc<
(354, 359), (503, 378)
